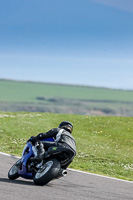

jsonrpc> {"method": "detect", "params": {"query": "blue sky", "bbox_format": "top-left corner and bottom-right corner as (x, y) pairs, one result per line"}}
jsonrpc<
(0, 0), (133, 89)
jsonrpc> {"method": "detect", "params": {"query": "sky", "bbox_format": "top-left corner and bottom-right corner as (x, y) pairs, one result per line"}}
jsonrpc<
(0, 0), (133, 90)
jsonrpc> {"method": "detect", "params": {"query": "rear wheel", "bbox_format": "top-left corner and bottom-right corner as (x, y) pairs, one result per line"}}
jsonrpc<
(33, 159), (60, 186)
(8, 159), (21, 180)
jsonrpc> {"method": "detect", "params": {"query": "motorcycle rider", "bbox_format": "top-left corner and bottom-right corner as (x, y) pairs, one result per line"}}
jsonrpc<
(28, 121), (76, 169)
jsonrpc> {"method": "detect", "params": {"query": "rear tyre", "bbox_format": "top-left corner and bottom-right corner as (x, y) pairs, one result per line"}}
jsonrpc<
(33, 159), (60, 186)
(8, 159), (21, 180)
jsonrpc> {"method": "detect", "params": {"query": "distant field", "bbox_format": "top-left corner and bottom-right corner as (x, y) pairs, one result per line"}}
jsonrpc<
(0, 79), (133, 116)
(1, 79), (133, 102)
(0, 111), (133, 181)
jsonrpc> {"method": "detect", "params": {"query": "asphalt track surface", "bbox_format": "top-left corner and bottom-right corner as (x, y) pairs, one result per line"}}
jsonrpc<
(0, 153), (133, 200)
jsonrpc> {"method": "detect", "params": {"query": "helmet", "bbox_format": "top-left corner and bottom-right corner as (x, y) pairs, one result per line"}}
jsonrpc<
(58, 121), (73, 133)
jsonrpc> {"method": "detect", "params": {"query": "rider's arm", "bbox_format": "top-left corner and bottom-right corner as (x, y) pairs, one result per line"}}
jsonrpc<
(36, 128), (59, 140)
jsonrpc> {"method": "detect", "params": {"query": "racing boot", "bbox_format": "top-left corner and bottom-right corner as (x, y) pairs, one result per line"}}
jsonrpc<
(30, 142), (45, 162)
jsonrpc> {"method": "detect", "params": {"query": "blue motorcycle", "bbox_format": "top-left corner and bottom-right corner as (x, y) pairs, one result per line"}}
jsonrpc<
(8, 139), (68, 185)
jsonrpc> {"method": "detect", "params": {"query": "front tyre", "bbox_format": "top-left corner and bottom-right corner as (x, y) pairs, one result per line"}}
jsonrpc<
(8, 159), (21, 180)
(33, 159), (60, 186)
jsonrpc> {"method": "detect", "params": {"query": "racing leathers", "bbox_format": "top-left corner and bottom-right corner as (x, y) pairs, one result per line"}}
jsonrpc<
(31, 128), (76, 169)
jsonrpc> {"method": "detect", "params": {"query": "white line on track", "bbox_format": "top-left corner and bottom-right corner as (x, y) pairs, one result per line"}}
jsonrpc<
(0, 151), (133, 184)
(0, 151), (20, 159)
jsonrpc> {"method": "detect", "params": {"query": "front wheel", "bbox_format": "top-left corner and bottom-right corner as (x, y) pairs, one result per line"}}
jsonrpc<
(33, 159), (60, 186)
(8, 159), (21, 180)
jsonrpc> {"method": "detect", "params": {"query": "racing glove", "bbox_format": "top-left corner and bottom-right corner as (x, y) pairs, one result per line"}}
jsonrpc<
(27, 136), (38, 145)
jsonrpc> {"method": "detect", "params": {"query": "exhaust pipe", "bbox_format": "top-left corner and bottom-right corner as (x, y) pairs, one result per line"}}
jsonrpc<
(62, 170), (67, 176)
(56, 169), (67, 178)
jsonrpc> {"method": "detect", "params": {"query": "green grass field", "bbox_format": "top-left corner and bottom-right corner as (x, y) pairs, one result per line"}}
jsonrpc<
(1, 79), (133, 102)
(0, 111), (133, 181)
(1, 79), (133, 116)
